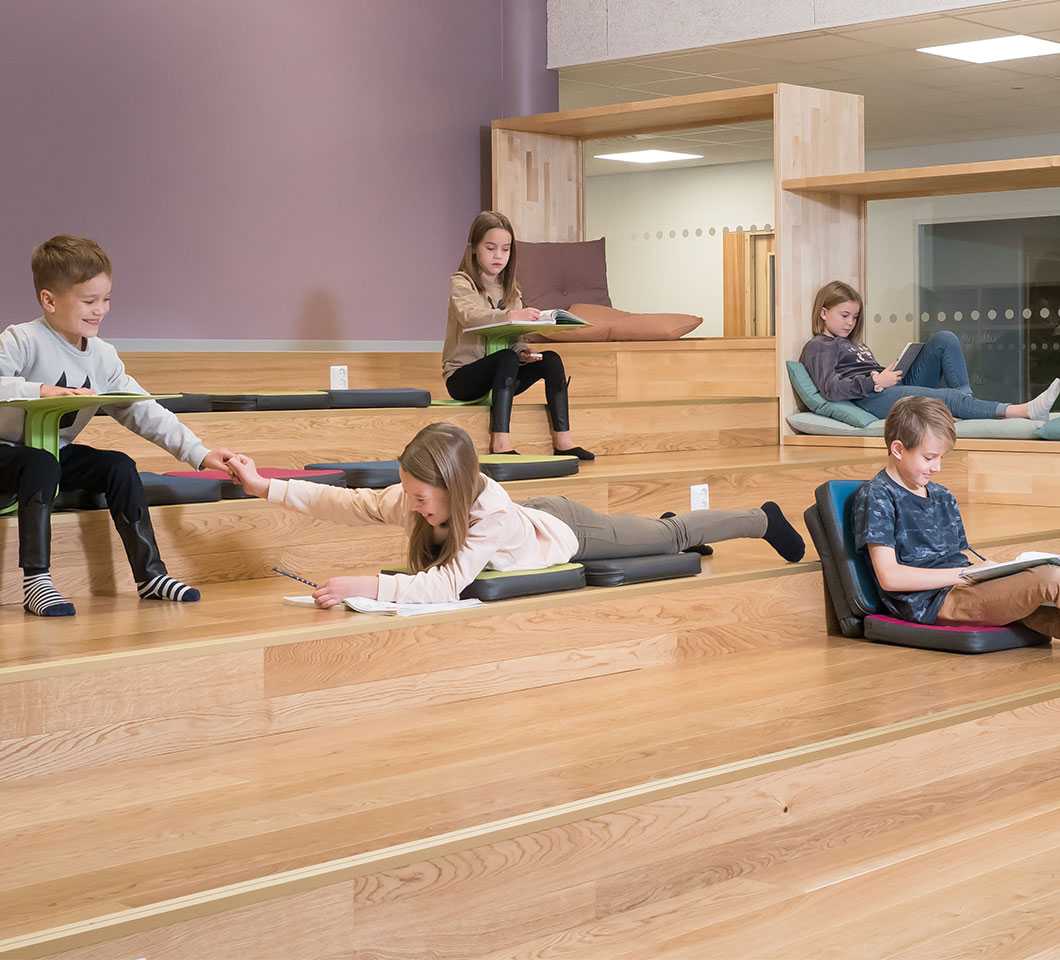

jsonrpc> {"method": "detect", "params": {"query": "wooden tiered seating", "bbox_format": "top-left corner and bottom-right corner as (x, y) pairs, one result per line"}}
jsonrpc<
(6, 338), (1060, 959)
(3, 529), (1060, 959)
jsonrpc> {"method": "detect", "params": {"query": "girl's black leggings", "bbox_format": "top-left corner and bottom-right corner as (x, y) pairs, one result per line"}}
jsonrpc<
(445, 349), (570, 434)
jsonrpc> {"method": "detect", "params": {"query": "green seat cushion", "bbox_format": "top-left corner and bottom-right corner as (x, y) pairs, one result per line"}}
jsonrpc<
(786, 361), (878, 428)
(479, 454), (579, 481)
(383, 562), (585, 602)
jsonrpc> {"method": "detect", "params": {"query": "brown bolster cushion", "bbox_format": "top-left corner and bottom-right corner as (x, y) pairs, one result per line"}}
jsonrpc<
(524, 303), (703, 342)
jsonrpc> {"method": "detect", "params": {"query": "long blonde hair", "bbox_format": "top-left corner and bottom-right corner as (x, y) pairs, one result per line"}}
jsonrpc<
(811, 280), (865, 342)
(399, 422), (485, 574)
(456, 210), (520, 307)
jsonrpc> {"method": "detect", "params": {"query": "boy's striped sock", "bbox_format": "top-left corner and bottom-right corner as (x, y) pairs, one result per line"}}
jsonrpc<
(137, 574), (201, 603)
(23, 572), (76, 617)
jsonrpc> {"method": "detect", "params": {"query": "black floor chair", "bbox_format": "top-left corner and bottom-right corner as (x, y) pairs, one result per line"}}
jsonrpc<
(806, 479), (1048, 654)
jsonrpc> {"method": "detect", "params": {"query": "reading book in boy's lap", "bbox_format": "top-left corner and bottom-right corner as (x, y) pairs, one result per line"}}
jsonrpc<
(960, 552), (1060, 585)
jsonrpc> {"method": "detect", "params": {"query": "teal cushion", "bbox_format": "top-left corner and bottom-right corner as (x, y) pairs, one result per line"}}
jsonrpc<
(786, 361), (877, 428)
(1037, 413), (1060, 440)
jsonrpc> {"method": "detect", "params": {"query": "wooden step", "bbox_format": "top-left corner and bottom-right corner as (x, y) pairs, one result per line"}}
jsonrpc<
(118, 337), (778, 404)
(3, 525), (1059, 781)
(5, 559), (1060, 958)
(77, 396), (780, 470)
(0, 447), (887, 604)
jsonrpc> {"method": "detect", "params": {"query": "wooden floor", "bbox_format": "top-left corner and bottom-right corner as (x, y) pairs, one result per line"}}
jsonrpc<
(6, 622), (1060, 953)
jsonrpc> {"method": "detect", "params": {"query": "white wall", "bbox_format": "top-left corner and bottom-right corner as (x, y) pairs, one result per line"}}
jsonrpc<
(548, 0), (1001, 67)
(584, 161), (775, 336)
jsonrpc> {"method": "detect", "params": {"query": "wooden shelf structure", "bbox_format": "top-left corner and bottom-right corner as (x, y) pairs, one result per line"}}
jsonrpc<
(491, 84), (865, 437)
(783, 154), (1060, 201)
(493, 88), (1060, 437)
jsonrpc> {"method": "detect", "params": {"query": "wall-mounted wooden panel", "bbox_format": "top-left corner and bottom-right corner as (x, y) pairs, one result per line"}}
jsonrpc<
(774, 85), (865, 434)
(491, 128), (582, 242)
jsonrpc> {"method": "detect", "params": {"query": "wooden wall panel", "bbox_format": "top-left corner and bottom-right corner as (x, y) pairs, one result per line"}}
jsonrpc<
(965, 451), (1060, 506)
(491, 128), (582, 241)
(774, 85), (865, 435)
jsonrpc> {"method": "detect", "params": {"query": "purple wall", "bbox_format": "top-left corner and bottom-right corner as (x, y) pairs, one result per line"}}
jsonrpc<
(0, 1), (553, 342)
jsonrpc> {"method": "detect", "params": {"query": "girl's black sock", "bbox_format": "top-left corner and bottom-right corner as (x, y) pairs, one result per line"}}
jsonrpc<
(761, 501), (806, 562)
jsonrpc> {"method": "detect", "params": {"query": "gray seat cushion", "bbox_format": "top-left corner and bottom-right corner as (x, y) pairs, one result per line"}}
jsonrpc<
(582, 552), (701, 587)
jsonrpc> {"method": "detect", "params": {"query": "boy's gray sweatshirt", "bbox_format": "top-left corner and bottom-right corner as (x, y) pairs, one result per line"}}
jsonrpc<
(0, 318), (208, 468)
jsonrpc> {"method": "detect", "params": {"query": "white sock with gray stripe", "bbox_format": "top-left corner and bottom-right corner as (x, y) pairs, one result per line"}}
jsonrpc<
(23, 572), (76, 617)
(1028, 378), (1060, 421)
(136, 575), (201, 602)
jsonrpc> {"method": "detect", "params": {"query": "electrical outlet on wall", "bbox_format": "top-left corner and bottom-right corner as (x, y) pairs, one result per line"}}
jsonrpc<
(690, 483), (710, 511)
(329, 365), (349, 390)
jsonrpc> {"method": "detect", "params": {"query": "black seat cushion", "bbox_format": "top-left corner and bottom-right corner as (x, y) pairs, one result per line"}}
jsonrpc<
(166, 467), (346, 500)
(807, 480), (1050, 653)
(207, 393), (329, 412)
(582, 552), (701, 587)
(304, 461), (400, 488)
(140, 472), (224, 506)
(327, 388), (431, 408)
(382, 563), (586, 602)
(479, 454), (579, 482)
(864, 614), (1049, 654)
(53, 489), (107, 511)
(156, 394), (212, 414)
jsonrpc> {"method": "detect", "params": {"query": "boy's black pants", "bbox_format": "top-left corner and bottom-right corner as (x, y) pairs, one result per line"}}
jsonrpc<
(0, 443), (166, 579)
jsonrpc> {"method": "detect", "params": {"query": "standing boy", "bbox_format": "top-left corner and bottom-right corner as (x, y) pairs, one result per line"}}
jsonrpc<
(0, 235), (233, 617)
(853, 396), (1059, 638)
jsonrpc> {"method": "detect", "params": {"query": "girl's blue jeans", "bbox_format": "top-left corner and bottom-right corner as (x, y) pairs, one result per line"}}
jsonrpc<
(856, 330), (1007, 420)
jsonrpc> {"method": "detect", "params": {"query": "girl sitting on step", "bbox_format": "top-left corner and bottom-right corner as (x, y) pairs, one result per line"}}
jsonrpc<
(443, 210), (594, 460)
(225, 422), (805, 607)
(801, 280), (1060, 423)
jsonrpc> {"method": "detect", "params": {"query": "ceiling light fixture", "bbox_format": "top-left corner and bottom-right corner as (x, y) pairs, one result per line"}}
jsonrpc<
(593, 149), (704, 164)
(918, 34), (1060, 64)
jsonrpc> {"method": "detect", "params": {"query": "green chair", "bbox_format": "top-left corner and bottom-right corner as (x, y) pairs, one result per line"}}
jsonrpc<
(0, 394), (166, 515)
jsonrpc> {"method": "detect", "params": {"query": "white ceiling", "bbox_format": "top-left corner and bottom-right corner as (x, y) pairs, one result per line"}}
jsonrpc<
(566, 0), (1060, 175)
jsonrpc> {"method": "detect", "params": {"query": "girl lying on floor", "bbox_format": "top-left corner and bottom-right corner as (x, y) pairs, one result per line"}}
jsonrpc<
(225, 423), (805, 607)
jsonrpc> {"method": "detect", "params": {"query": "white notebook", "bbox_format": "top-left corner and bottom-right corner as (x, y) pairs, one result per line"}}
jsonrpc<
(284, 594), (482, 616)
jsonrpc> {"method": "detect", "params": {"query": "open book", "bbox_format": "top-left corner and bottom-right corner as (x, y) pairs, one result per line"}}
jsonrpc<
(959, 551), (1060, 585)
(465, 308), (588, 334)
(892, 342), (923, 374)
(284, 594), (482, 616)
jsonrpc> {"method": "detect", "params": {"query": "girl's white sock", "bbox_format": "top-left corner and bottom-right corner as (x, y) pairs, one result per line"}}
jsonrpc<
(1027, 378), (1060, 421)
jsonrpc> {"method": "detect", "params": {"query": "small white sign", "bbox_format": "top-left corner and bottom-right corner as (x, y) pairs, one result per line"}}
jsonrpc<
(329, 365), (349, 390)
(690, 483), (710, 511)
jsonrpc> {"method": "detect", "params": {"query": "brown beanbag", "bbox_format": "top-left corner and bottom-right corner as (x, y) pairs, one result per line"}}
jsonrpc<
(525, 304), (703, 342)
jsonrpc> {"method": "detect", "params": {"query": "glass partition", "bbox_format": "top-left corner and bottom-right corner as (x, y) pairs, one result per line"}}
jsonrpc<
(866, 189), (1060, 399)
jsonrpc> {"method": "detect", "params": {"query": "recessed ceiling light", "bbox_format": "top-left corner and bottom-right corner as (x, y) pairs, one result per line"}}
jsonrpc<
(593, 149), (704, 164)
(918, 34), (1060, 64)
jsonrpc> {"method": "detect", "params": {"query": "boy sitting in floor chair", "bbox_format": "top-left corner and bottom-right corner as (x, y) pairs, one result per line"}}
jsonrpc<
(854, 396), (1059, 639)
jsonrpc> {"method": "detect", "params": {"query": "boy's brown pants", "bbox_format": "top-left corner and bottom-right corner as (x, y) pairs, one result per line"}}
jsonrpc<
(937, 565), (1060, 638)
